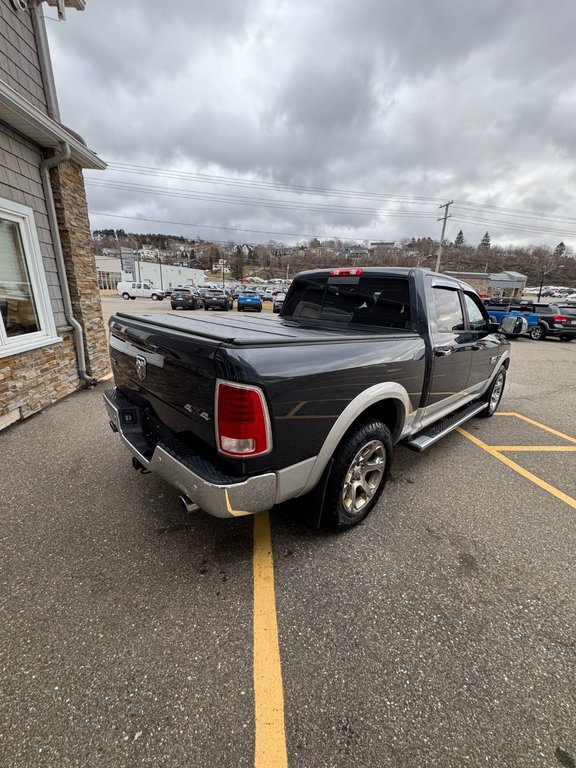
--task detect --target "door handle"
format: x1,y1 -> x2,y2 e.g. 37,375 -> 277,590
435,348 -> 453,357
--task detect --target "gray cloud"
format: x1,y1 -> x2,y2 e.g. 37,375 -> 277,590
45,0 -> 576,248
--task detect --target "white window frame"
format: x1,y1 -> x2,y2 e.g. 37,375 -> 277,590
0,197 -> 61,359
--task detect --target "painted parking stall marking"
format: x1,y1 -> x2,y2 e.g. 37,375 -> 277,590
457,412 -> 576,511
253,511 -> 288,768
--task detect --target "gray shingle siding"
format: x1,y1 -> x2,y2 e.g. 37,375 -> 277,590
0,122 -> 66,328
0,0 -> 47,114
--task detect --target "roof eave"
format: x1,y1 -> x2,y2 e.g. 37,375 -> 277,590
0,80 -> 106,170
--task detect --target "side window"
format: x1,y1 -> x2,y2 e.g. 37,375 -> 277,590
431,288 -> 465,332
0,199 -> 59,357
463,293 -> 488,331
136,283 -> 142,289
143,284 -> 151,290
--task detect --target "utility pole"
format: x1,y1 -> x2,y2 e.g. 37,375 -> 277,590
435,201 -> 453,273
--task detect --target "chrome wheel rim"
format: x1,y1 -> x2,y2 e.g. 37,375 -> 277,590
341,440 -> 386,515
490,372 -> 505,412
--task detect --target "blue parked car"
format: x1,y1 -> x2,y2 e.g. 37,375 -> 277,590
237,291 -> 263,312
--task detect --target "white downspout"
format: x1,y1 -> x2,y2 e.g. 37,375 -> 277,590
28,0 -> 61,122
40,142 -> 96,386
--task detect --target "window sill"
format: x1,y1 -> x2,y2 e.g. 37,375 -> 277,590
0,335 -> 63,360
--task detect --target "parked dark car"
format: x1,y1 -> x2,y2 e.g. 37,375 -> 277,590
272,292 -> 286,313
170,288 -> 198,311
195,287 -> 212,307
203,290 -> 231,311
523,304 -> 576,341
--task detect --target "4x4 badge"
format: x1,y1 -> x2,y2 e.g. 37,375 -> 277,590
135,355 -> 147,381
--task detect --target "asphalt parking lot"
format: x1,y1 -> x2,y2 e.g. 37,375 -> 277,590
1,314 -> 575,767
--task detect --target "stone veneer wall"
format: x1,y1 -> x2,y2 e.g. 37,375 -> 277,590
49,159 -> 110,380
0,330 -> 78,426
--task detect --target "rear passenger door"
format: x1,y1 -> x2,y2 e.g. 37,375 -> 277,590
424,282 -> 473,417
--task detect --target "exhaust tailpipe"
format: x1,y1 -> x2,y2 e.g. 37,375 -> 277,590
179,494 -> 200,514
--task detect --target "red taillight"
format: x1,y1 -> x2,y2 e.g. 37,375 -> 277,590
553,315 -> 567,323
216,382 -> 271,456
330,268 -> 363,276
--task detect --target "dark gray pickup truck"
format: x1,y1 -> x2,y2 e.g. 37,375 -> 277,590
104,267 -> 510,530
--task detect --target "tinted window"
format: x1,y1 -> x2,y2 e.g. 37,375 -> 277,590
431,288 -> 465,332
463,293 -> 488,330
283,275 -> 412,328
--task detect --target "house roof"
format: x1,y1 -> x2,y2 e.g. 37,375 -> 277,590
0,80 -> 105,170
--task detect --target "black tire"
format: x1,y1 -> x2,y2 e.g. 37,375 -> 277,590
122,292 -> 130,300
238,307 -> 242,312
171,304 -> 177,310
560,335 -> 573,342
151,294 -> 159,301
478,367 -> 506,418
321,418 -> 392,531
257,308 -> 262,313
130,296 -> 136,300
529,324 -> 546,340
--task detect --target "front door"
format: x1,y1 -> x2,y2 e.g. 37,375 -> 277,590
461,291 -> 502,391
424,284 -> 474,418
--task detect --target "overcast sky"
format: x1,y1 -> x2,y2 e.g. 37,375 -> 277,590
45,0 -> 576,249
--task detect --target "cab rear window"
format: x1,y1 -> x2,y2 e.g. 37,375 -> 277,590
283,275 -> 412,328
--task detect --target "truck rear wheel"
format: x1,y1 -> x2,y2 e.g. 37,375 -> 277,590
321,418 -> 392,531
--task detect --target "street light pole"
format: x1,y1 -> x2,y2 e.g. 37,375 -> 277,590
156,255 -> 163,290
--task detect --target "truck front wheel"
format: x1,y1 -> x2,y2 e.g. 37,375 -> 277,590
321,418 -> 392,531
478,368 -> 506,417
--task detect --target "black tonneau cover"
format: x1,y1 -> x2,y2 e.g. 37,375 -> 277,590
113,312 -> 417,347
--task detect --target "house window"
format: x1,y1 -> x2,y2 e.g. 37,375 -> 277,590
0,198 -> 59,359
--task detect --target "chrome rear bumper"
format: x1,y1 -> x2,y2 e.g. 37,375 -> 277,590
103,388 -> 277,518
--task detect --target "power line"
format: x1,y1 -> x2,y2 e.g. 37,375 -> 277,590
102,161 -> 576,226
103,161 -> 445,206
85,179 -> 439,219
88,210 -> 399,242
451,214 -> 576,238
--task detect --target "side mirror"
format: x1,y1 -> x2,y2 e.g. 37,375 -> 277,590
489,321 -> 500,333
499,316 -> 528,336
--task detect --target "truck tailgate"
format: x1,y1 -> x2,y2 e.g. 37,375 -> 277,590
109,314 -> 222,451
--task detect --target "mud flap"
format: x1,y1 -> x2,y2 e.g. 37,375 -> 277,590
292,459 -> 334,530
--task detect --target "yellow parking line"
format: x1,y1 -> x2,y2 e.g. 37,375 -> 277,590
494,412 -> 576,444
491,446 -> 576,452
253,512 -> 288,768
457,427 -> 576,510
